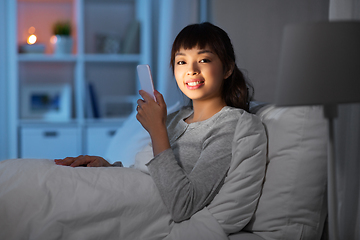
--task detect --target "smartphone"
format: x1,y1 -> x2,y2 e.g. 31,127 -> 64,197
137,64 -> 156,101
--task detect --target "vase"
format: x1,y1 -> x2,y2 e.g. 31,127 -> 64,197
53,35 -> 73,55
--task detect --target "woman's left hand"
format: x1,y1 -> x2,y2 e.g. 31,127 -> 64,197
136,90 -> 167,136
54,155 -> 112,167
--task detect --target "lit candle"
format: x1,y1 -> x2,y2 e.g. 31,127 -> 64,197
27,34 -> 37,45
19,26 -> 45,54
27,27 -> 37,44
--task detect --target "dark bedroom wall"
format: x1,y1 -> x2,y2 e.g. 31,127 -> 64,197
210,0 -> 329,103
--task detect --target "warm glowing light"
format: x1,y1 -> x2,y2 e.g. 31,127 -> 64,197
27,34 -> 37,45
28,26 -> 36,34
50,35 -> 58,44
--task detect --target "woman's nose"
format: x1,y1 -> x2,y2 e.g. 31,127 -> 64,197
187,63 -> 200,76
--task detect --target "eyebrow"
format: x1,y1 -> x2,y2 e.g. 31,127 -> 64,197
198,49 -> 214,55
175,49 -> 214,57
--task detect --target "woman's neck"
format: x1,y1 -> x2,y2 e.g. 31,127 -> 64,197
186,98 -> 227,124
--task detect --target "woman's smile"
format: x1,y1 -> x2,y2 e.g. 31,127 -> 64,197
186,79 -> 205,89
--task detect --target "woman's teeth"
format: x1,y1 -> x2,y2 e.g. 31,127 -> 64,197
187,81 -> 203,86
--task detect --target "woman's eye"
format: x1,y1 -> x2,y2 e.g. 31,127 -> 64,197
177,61 -> 186,65
200,59 -> 210,63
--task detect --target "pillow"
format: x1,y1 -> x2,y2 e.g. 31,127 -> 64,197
105,109 -> 150,167
106,102 -> 182,167
134,143 -> 153,174
244,105 -> 328,240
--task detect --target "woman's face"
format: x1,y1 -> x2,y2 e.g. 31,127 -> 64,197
174,46 -> 228,103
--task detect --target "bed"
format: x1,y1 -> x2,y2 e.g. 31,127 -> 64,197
0,103 -> 328,240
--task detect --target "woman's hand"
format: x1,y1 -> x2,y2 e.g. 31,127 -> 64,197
136,90 -> 171,156
54,155 -> 112,167
136,90 -> 167,135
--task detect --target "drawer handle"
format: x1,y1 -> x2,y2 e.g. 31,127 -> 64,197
44,131 -> 58,137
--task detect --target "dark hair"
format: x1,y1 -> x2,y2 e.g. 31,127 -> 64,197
170,22 -> 253,112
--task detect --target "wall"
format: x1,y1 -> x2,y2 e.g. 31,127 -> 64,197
210,0 -> 329,102
0,0 -> 9,161
329,0 -> 360,239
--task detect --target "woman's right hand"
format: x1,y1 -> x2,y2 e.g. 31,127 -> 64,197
136,90 -> 171,156
136,90 -> 167,135
54,155 -> 112,167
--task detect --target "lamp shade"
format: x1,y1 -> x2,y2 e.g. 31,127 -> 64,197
275,21 -> 360,106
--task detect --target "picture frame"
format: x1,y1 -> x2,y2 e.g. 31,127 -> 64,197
21,84 -> 72,121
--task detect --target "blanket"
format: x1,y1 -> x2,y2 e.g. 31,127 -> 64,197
0,159 -> 172,240
0,110 -> 267,240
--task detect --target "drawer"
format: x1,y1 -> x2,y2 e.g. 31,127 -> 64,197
21,127 -> 81,159
85,127 -> 118,157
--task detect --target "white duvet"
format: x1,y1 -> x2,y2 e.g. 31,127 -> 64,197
0,159 -> 172,240
0,110 -> 267,240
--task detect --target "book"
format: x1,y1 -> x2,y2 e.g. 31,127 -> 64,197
86,82 -> 100,118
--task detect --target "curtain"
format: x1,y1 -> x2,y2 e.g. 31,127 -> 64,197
329,0 -> 360,239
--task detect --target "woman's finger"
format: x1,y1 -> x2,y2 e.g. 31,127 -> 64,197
87,156 -> 110,167
136,99 -> 144,108
86,157 -> 101,167
154,90 -> 166,109
70,155 -> 89,167
87,160 -> 102,167
55,157 -> 75,166
139,90 -> 155,103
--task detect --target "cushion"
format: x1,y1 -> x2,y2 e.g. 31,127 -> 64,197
105,102 -> 182,167
105,110 -> 149,167
244,105 -> 328,240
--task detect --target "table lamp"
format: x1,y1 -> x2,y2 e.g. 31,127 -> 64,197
275,21 -> 360,240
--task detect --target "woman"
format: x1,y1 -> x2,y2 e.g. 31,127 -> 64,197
55,22 -> 255,222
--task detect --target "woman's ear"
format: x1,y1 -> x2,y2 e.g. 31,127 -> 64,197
224,63 -> 235,79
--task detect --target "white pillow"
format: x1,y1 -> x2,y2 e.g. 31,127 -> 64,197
244,105 -> 328,240
105,109 -> 150,167
134,143 -> 153,174
105,102 -> 182,167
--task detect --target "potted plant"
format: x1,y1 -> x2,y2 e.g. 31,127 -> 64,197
51,21 -> 73,54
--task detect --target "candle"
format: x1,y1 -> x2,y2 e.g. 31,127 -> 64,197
19,27 -> 45,54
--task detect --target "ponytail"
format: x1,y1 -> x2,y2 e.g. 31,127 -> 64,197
223,64 -> 253,112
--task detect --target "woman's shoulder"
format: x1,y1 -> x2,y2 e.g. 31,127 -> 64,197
220,106 -> 264,131
226,106 -> 265,135
213,106 -> 243,123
